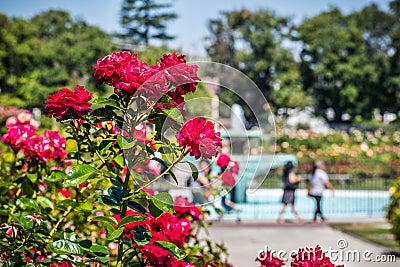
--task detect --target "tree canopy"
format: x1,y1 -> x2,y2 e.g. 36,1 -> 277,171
206,1 -> 400,124
0,10 -> 115,110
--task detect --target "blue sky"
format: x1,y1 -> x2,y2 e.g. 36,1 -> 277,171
0,0 -> 391,56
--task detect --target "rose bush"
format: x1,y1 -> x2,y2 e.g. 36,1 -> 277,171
0,51 -> 233,266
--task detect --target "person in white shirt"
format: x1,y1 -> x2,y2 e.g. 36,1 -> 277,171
308,160 -> 334,224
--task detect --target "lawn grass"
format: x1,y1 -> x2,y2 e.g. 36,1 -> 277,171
330,222 -> 399,250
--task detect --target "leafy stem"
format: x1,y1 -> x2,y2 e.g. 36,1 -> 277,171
49,206 -> 72,237
117,166 -> 131,264
134,151 -> 188,193
14,221 -> 36,253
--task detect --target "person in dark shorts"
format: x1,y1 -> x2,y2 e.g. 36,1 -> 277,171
277,161 -> 302,224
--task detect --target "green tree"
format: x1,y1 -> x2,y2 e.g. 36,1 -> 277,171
349,3 -> 398,121
120,0 -> 177,47
297,8 -> 377,123
0,10 -> 114,111
206,10 -> 311,123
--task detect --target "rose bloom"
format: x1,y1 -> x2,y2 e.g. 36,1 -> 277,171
1,124 -> 37,153
45,85 -> 93,121
39,130 -> 67,162
256,250 -> 284,267
291,246 -> 344,267
158,52 -> 200,99
229,160 -> 240,174
174,196 -> 201,221
92,50 -> 163,97
57,188 -> 72,198
216,154 -> 231,169
221,171 -> 236,187
176,117 -> 222,159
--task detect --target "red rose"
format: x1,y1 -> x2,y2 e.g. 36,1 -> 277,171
141,245 -> 171,266
216,154 -> 231,169
229,160 -> 240,174
174,196 -> 201,221
58,260 -> 73,267
174,196 -> 191,218
45,85 -> 92,121
158,52 -> 199,97
57,188 -> 71,198
256,250 -> 284,267
291,246 -> 344,267
176,117 -> 222,159
221,171 -> 236,187
92,50 -> 164,97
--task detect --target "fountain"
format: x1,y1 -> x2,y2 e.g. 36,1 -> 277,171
220,104 -> 297,203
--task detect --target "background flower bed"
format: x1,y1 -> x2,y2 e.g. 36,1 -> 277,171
274,127 -> 400,181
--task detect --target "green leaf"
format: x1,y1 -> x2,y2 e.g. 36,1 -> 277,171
45,170 -> 66,182
89,244 -> 110,255
91,108 -> 117,120
78,240 -> 92,249
92,98 -> 122,110
90,216 -> 118,226
117,135 -> 136,149
64,164 -> 99,186
50,239 -> 82,255
104,223 -> 116,235
151,192 -> 174,213
16,197 -> 39,211
186,161 -> 199,180
99,139 -> 115,154
56,199 -> 77,211
155,241 -> 186,259
77,201 -> 93,212
163,108 -> 184,123
118,215 -> 146,227
106,227 -> 123,240
148,201 -> 163,218
86,256 -> 109,264
26,172 -> 38,183
114,155 -> 125,167
37,196 -> 54,210
133,225 -> 152,246
128,201 -> 147,215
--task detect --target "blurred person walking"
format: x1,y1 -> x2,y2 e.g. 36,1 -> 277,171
277,161 -> 302,224
308,160 -> 334,224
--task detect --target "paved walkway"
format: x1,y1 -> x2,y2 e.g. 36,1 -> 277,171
205,218 -> 399,267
